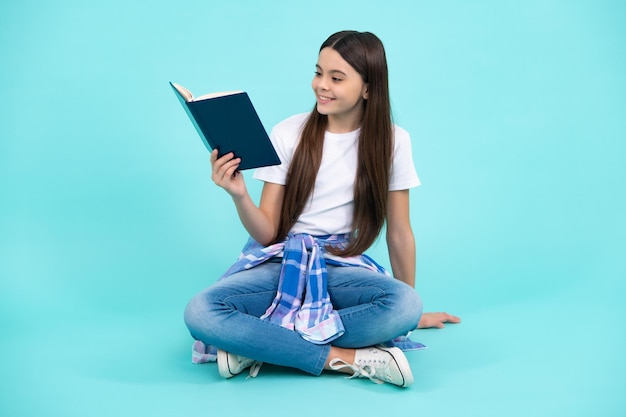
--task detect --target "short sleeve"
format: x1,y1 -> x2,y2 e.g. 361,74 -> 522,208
389,126 -> 421,191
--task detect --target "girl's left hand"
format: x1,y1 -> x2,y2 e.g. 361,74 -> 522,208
417,312 -> 461,329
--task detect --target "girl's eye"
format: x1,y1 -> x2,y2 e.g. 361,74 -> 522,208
332,77 -> 342,82
314,71 -> 322,76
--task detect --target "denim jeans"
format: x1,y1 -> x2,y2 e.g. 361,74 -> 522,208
184,262 -> 422,375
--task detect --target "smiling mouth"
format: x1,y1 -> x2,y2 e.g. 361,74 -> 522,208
318,95 -> 334,103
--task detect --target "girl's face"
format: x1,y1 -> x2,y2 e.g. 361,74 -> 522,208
312,47 -> 368,132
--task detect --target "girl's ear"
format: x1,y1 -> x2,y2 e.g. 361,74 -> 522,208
362,84 -> 369,100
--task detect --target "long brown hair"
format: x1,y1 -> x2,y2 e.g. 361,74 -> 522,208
275,31 -> 393,257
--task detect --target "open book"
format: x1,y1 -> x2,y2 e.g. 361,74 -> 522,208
170,82 -> 281,171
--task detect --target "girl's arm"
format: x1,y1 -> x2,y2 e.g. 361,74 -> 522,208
211,150 -> 284,245
233,181 -> 284,245
386,189 -> 462,328
386,189 -> 416,287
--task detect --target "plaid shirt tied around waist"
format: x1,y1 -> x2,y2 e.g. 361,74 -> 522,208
222,233 -> 390,344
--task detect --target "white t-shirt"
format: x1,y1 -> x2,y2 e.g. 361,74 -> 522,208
253,113 -> 421,236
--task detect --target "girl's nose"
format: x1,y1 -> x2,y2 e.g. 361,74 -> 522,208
317,76 -> 329,91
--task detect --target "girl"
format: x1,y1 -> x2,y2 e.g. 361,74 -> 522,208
184,30 -> 459,387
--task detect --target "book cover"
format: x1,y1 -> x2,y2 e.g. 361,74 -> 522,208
170,82 -> 281,171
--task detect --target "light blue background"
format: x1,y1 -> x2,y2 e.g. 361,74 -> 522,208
1,1 -> 624,416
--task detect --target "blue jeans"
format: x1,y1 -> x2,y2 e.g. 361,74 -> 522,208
184,262 -> 422,375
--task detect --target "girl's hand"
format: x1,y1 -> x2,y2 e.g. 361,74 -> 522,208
210,149 -> 245,198
417,312 -> 461,329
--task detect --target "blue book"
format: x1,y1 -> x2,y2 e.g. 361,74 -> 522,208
170,82 -> 281,171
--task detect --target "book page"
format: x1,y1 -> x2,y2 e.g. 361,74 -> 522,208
170,82 -> 243,102
170,82 -> 193,102
194,90 -> 243,101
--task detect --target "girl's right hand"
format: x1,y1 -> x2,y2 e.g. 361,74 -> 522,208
210,149 -> 246,198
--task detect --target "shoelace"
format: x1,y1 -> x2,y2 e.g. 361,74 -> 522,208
328,358 -> 385,384
247,361 -> 263,379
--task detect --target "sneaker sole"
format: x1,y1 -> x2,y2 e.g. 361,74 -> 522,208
377,346 -> 414,387
217,349 -> 236,378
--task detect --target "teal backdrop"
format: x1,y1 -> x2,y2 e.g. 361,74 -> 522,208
1,1 -> 624,416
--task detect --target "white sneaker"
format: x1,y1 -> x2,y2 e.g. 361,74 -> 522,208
329,346 -> 413,387
217,349 -> 262,378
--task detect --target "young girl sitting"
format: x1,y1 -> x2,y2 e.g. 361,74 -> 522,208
184,30 -> 460,387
